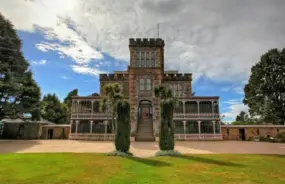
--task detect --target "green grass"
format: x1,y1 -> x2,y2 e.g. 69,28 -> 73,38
0,154 -> 285,184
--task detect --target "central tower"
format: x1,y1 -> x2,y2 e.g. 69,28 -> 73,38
128,38 -> 165,141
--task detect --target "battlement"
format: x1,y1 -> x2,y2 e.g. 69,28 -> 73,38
129,38 -> 165,47
163,73 -> 192,81
99,73 -> 129,81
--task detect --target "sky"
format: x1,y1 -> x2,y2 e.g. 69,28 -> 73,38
1,0 -> 285,122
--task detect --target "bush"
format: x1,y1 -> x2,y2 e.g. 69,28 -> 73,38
155,150 -> 182,157
106,150 -> 133,157
276,132 -> 285,143
115,100 -> 131,153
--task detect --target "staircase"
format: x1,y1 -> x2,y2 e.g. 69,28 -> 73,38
135,119 -> 155,142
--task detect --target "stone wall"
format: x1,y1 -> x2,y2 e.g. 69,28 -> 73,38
1,123 -> 41,139
222,127 -> 285,140
40,127 -> 70,139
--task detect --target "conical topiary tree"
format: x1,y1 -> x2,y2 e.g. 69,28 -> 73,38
115,100 -> 131,153
155,85 -> 181,156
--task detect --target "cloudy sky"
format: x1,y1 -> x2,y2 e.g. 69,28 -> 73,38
1,0 -> 285,122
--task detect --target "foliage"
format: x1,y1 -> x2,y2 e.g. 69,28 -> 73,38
276,132 -> 285,143
100,83 -> 123,133
243,48 -> 285,124
0,13 -> 41,120
115,100 -> 131,153
235,111 -> 249,122
155,150 -> 182,157
106,150 -> 133,157
63,89 -> 78,122
155,85 -> 177,151
41,94 -> 68,124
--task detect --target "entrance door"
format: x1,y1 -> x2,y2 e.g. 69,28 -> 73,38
138,100 -> 152,121
239,128 -> 245,140
47,129 -> 53,139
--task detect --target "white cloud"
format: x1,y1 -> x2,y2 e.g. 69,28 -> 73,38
60,76 -> 71,80
71,65 -> 106,76
1,0 -> 285,84
222,99 -> 249,121
32,59 -> 47,65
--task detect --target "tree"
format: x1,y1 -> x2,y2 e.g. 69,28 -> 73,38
41,94 -> 68,124
63,89 -> 78,122
0,13 -> 41,120
100,83 -> 123,133
115,100 -> 131,153
235,111 -> 249,122
155,85 -> 177,151
243,48 -> 285,124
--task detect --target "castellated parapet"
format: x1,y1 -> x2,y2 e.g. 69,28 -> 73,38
99,73 -> 129,81
163,73 -> 192,81
129,38 -> 165,47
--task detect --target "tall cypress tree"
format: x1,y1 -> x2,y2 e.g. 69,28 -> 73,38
0,13 -> 41,120
115,100 -> 130,153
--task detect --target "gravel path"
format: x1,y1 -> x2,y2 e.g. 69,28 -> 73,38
0,140 -> 284,157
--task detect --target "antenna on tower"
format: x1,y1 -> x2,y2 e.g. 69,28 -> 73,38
157,24 -> 159,38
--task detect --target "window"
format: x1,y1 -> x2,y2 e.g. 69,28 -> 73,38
139,79 -> 145,90
141,52 -> 145,67
146,79 -> 151,90
136,52 -> 140,66
146,52 -> 150,67
139,78 -> 152,91
151,52 -> 155,67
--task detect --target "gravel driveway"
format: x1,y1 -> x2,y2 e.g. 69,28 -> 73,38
0,140 -> 284,157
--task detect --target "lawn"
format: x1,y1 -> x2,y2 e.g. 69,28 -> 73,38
0,154 -> 285,184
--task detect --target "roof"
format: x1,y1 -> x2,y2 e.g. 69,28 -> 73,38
41,124 -> 70,127
0,118 -> 23,123
0,118 -> 54,124
221,124 -> 285,128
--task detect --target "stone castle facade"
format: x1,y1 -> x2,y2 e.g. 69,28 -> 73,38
70,38 -> 222,141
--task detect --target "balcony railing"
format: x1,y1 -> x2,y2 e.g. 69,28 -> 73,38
71,112 -> 219,120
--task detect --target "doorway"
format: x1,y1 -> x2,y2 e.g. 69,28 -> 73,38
239,128 -> 246,140
47,129 -> 54,139
138,100 -> 152,121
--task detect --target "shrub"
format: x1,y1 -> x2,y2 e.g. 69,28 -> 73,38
155,150 -> 182,157
106,150 -> 133,157
276,132 -> 285,143
115,100 -> 131,153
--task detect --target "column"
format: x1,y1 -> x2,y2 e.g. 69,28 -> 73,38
104,120 -> 108,141
198,120 -> 201,139
183,120 -> 186,140
212,120 -> 216,135
211,100 -> 214,118
77,100 -> 80,119
69,120 -> 73,135
183,101 -> 186,119
75,120 -> 79,135
91,101 -> 94,118
90,120 -> 93,134
197,100 -> 200,118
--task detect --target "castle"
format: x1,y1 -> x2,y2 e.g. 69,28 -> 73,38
70,38 -> 222,141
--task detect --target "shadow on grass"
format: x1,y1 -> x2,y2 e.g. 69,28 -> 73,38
179,155 -> 243,167
263,154 -> 285,159
126,157 -> 172,167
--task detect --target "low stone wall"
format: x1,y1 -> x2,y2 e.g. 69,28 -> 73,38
69,133 -> 115,141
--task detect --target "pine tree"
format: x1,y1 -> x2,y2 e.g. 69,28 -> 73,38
0,13 -> 41,120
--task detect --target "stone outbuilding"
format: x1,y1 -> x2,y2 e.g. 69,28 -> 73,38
221,124 -> 285,140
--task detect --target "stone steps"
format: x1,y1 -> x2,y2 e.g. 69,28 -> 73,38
135,119 -> 155,142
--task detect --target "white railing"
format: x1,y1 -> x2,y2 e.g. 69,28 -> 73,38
69,133 -> 114,141
71,112 -> 219,120
71,112 -> 112,120
174,134 -> 223,140
173,113 -> 220,119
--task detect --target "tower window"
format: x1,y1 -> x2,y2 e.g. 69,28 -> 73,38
141,52 -> 145,67
139,78 -> 152,91
146,52 -> 150,67
136,52 -> 140,67
151,52 -> 155,67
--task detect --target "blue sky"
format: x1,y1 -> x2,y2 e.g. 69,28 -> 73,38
2,0 -> 285,122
